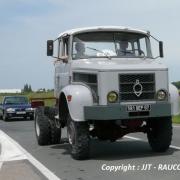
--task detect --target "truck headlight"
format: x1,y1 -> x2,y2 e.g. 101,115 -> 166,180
6,108 -> 15,113
157,90 -> 167,101
107,91 -> 118,103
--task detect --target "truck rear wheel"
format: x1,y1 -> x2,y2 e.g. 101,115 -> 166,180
50,121 -> 61,144
35,107 -> 51,145
147,117 -> 172,152
67,115 -> 90,160
44,107 -> 61,144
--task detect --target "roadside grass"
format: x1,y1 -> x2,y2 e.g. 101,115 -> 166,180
173,114 -> 180,124
27,91 -> 55,107
173,97 -> 180,124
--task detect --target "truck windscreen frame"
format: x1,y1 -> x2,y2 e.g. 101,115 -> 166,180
72,31 -> 152,60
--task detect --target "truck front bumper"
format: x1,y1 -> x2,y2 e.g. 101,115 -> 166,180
84,102 -> 171,120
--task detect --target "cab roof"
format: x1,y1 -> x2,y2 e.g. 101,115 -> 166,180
58,26 -> 149,38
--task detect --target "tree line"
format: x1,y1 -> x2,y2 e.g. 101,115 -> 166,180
22,84 -> 54,93
22,84 -> 32,92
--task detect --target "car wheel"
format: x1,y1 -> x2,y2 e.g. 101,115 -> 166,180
30,115 -> 34,120
3,113 -> 8,121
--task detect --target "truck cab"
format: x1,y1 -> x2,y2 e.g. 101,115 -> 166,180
35,26 -> 180,160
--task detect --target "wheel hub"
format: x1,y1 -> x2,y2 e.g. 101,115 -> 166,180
35,117 -> 40,137
67,123 -> 75,145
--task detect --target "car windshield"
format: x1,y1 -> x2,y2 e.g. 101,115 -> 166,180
72,32 -> 152,60
4,97 -> 28,105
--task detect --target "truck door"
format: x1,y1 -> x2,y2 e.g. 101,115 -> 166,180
54,36 -> 70,96
62,36 -> 70,88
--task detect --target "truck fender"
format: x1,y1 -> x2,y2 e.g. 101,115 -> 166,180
60,85 -> 93,122
169,83 -> 180,116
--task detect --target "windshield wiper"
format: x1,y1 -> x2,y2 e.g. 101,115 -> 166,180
118,49 -> 147,60
133,49 -> 147,60
86,47 -> 111,60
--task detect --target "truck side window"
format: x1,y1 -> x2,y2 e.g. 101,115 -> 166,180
52,39 -> 61,58
139,38 -> 147,56
62,37 -> 69,56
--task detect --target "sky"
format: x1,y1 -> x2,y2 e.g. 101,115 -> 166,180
0,0 -> 180,90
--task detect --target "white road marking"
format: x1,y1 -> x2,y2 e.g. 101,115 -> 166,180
124,135 -> 142,141
0,130 -> 61,180
124,135 -> 180,150
0,131 -> 27,162
170,145 -> 180,150
173,125 -> 180,128
0,162 -> 3,170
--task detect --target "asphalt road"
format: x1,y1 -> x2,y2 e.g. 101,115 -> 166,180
1,119 -> 180,180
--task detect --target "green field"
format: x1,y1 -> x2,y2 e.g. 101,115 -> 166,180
0,92 -> 180,123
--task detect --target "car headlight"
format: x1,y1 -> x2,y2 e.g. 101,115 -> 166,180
25,108 -> 34,111
6,108 -> 15,113
107,91 -> 118,103
157,89 -> 167,101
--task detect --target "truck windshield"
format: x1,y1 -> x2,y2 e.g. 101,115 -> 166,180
4,97 -> 28,105
72,32 -> 152,60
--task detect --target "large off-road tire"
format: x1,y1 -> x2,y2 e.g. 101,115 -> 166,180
44,107 -> 61,144
67,115 -> 90,160
34,107 -> 51,145
50,121 -> 61,144
147,117 -> 172,152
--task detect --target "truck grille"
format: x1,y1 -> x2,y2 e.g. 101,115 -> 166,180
119,74 -> 155,101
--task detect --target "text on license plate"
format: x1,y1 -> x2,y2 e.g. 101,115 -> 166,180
127,105 -> 151,112
16,111 -> 26,114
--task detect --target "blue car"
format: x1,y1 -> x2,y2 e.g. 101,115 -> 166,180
0,96 -> 34,121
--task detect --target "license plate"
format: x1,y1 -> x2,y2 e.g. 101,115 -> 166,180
127,105 -> 151,112
16,111 -> 26,114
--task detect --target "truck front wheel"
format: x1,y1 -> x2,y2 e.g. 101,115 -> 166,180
147,117 -> 172,152
67,115 -> 90,160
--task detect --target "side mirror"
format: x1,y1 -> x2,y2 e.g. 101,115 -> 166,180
47,40 -> 54,56
159,41 -> 164,58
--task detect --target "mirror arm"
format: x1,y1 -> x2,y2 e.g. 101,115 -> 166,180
148,33 -> 160,42
148,33 -> 164,58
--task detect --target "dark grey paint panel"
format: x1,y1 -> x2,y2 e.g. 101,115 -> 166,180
84,103 -> 171,120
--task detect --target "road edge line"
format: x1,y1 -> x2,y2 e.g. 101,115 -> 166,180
0,130 -> 61,180
124,135 -> 180,150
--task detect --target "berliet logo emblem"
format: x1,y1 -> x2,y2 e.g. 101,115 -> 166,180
133,79 -> 143,97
